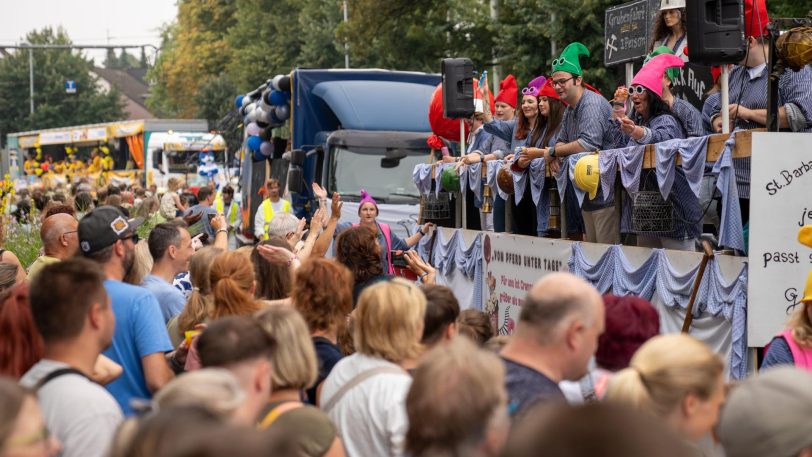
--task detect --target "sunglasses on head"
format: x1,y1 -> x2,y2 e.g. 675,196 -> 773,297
122,233 -> 140,244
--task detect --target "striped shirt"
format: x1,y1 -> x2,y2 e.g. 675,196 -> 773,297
616,114 -> 701,240
672,97 -> 708,137
709,64 -> 812,198
557,89 -> 615,211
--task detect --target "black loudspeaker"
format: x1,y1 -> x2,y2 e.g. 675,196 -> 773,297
685,0 -> 745,65
441,58 -> 474,118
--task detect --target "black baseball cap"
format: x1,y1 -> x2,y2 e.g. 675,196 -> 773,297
78,206 -> 144,255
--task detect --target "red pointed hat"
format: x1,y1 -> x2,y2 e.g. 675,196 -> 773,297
539,79 -> 567,106
744,0 -> 769,38
495,74 -> 518,108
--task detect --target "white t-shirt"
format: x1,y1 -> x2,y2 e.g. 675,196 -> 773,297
320,353 -> 412,457
20,359 -> 123,457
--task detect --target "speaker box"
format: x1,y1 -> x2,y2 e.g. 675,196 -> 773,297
685,0 -> 745,65
441,58 -> 474,118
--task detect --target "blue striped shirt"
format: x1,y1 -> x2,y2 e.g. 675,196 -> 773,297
556,89 -> 614,151
709,64 -> 812,198
672,97 -> 708,137
557,89 -> 615,211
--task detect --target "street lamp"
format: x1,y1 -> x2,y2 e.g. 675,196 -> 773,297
20,42 -> 34,115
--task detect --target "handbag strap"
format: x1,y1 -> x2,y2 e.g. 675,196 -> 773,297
259,401 -> 305,429
322,365 -> 406,414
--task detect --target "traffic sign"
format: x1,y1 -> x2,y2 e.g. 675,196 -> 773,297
65,80 -> 77,94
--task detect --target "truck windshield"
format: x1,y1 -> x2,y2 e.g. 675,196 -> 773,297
329,146 -> 427,203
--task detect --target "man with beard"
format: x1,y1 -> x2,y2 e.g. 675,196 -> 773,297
78,206 -> 174,415
21,259 -> 123,457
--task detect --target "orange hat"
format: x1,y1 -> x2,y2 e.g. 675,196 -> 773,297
744,0 -> 769,38
495,75 -> 518,108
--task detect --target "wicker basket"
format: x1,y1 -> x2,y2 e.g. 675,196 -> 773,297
632,191 -> 674,233
422,192 -> 452,220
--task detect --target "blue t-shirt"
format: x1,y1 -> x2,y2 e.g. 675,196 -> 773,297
141,274 -> 187,323
306,336 -> 343,405
103,279 -> 173,416
502,356 -> 565,417
335,222 -> 409,272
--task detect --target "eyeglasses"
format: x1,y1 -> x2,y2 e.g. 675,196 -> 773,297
62,230 -> 77,236
551,76 -> 575,87
629,85 -> 647,95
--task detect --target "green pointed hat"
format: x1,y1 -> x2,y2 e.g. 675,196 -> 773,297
551,42 -> 590,76
645,46 -> 680,83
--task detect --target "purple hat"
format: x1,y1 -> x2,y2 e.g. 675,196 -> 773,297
521,76 -> 548,97
358,189 -> 378,214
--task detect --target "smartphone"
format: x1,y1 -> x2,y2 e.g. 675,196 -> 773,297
391,251 -> 409,268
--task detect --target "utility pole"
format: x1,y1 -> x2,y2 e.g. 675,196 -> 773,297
343,1 -> 349,69
490,0 -> 501,92
27,45 -> 34,115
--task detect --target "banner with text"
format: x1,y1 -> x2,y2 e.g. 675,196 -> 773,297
748,132 -> 812,347
482,233 -> 571,335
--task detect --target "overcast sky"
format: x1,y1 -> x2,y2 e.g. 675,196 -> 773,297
0,0 -> 177,65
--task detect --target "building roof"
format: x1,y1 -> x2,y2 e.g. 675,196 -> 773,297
93,66 -> 154,120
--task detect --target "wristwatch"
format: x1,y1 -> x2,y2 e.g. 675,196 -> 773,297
549,146 -> 556,158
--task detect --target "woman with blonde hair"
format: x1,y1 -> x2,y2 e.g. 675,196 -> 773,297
604,334 -> 725,444
167,246 -> 222,347
762,285 -> 812,371
255,305 -> 345,457
320,278 -> 425,457
153,368 -> 254,424
123,240 -> 153,286
208,251 -> 262,320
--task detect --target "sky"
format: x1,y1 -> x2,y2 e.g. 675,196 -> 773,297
0,0 -> 178,65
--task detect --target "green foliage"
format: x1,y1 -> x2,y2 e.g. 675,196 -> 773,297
767,1 -> 811,20
4,209 -> 43,269
0,27 -> 125,137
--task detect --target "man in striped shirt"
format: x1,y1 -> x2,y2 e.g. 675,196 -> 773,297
547,42 -> 618,244
708,0 -> 812,222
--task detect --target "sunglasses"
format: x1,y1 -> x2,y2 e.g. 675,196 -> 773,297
122,233 -> 140,244
521,86 -> 540,96
629,85 -> 647,95
552,57 -> 575,68
551,76 -> 575,87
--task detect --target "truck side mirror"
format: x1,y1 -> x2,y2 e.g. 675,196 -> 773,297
287,167 -> 304,194
290,149 -> 305,167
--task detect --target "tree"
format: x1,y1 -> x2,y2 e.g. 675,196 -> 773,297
147,0 -> 237,118
0,27 -> 124,139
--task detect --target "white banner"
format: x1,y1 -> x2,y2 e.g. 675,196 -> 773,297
38,131 -> 72,145
481,233 -> 572,334
748,132 -> 812,347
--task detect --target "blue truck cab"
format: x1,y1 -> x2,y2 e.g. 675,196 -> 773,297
242,69 -> 441,240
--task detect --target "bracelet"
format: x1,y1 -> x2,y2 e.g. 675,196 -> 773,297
216,228 -> 227,235
549,146 -> 556,158
419,229 -> 426,236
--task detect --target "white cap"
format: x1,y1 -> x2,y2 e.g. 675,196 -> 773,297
660,0 -> 685,10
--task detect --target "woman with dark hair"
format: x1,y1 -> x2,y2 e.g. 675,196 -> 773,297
482,76 -> 548,236
251,237 -> 293,304
612,54 -> 697,250
335,226 -> 391,305
648,0 -> 688,61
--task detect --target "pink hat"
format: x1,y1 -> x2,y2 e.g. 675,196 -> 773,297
630,54 -> 684,98
358,189 -> 378,214
521,76 -> 547,98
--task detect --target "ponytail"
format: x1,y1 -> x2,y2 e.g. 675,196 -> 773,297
208,250 -> 260,320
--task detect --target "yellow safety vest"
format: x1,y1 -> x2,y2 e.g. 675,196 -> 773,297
260,198 -> 291,240
214,193 -> 240,225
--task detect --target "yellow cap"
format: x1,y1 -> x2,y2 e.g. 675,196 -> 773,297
799,225 -> 812,248
574,153 -> 600,200
802,270 -> 812,303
